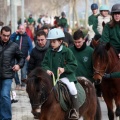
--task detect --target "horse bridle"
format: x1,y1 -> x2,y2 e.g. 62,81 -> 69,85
31,83 -> 54,107
93,64 -> 108,77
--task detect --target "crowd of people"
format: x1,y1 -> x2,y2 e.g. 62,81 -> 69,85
0,3 -> 120,120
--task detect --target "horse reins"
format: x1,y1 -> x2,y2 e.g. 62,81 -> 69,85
31,70 -> 60,107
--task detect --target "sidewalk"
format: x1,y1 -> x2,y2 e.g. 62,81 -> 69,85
11,81 -> 35,120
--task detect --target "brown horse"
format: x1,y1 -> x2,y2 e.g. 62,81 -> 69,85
24,67 -> 101,120
93,43 -> 120,120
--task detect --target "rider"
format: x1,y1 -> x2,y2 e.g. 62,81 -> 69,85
42,28 -> 82,119
100,4 -> 120,79
88,3 -> 99,36
97,5 -> 111,35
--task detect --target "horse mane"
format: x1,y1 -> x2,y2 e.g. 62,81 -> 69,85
27,67 -> 52,98
93,43 -> 108,62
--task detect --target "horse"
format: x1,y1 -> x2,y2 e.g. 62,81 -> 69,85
93,43 -> 120,120
24,67 -> 101,120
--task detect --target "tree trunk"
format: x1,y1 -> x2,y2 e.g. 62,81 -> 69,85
98,0 -> 102,7
85,0 -> 88,29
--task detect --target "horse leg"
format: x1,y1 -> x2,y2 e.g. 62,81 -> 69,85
103,95 -> 114,120
116,106 -> 120,116
114,96 -> 120,117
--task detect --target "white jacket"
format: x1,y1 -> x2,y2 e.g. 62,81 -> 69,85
97,15 -> 111,35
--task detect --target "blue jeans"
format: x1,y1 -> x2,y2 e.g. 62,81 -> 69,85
14,60 -> 28,86
0,79 -> 12,120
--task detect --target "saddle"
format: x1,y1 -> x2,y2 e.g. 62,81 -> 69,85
54,81 -> 86,112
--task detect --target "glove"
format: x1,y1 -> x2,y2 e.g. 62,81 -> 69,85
103,73 -> 111,78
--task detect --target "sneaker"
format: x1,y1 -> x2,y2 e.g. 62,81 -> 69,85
21,86 -> 26,91
15,85 -> 21,90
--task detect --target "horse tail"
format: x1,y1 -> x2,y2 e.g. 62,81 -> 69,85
94,98 -> 102,120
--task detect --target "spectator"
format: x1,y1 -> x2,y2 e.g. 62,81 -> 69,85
41,25 -> 49,35
70,29 -> 94,83
57,24 -> 73,47
28,30 -> 50,74
0,26 -> 24,120
10,25 -> 33,90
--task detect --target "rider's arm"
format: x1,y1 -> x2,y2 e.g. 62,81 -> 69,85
103,72 -> 120,78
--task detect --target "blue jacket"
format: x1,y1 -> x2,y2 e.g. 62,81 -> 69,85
10,32 -> 33,58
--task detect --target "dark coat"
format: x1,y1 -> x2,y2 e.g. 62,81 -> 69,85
0,40 -> 24,79
28,40 -> 50,74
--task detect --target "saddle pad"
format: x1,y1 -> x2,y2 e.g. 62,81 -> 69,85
55,82 -> 86,111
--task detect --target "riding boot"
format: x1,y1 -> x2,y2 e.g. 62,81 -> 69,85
69,95 -> 79,119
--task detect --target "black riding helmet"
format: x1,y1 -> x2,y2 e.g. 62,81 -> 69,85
111,3 -> 120,13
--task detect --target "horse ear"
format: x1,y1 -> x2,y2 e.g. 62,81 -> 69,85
105,42 -> 111,51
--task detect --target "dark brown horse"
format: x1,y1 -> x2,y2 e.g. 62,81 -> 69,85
93,43 -> 120,120
24,67 -> 101,120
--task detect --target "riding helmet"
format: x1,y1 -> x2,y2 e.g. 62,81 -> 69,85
47,28 -> 65,40
99,5 -> 109,11
91,3 -> 98,10
111,3 -> 120,13
61,12 -> 66,16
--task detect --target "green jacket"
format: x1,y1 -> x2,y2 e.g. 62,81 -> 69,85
27,18 -> 35,24
42,45 -> 78,82
111,72 -> 120,78
100,23 -> 120,52
88,14 -> 99,35
59,17 -> 68,27
70,46 -> 94,83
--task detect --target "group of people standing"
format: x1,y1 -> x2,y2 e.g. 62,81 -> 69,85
0,3 -> 120,120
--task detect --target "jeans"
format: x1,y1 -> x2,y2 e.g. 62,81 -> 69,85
14,60 -> 28,87
0,79 -> 12,120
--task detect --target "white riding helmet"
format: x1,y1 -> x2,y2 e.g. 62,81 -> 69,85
47,28 -> 65,40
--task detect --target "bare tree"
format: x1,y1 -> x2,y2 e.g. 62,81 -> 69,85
85,0 -> 89,29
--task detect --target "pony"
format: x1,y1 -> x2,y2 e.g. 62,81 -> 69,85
24,67 -> 101,120
93,43 -> 120,120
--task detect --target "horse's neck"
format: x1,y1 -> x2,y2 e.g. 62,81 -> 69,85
107,48 -> 119,71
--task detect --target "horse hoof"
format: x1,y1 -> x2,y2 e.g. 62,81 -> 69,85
115,107 -> 120,116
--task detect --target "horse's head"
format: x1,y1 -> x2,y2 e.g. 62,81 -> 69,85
93,43 -> 110,84
24,67 -> 53,117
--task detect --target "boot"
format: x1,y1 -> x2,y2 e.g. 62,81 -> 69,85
69,95 -> 79,119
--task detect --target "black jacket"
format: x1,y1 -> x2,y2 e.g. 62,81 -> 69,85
64,31 -> 73,47
28,40 -> 50,74
0,40 -> 24,79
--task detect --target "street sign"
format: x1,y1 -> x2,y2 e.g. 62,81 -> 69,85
7,0 -> 21,6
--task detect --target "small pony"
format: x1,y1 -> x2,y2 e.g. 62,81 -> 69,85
24,67 -> 101,120
93,43 -> 120,120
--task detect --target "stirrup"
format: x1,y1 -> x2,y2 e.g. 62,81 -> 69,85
68,109 -> 79,119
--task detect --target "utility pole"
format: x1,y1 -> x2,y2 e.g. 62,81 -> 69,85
10,0 -> 15,33
21,0 -> 24,25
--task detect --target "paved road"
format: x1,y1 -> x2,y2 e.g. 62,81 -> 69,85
11,82 -> 110,120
